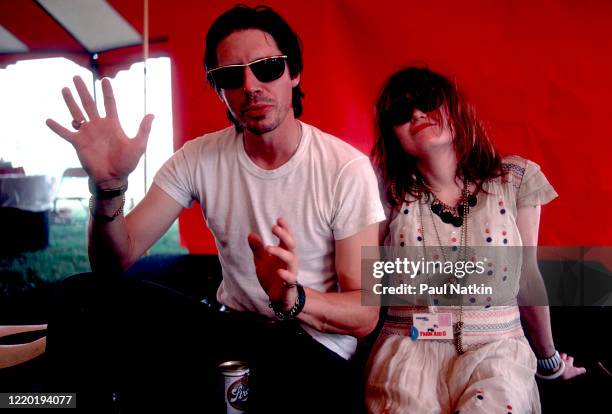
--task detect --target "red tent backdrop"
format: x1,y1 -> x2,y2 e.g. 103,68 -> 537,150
2,0 -> 611,252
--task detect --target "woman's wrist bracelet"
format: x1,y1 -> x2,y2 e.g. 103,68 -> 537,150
536,358 -> 566,380
537,350 -> 561,372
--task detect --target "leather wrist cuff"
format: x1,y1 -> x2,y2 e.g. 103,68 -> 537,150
88,178 -> 128,200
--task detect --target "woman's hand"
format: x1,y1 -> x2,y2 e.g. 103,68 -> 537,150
46,76 -> 154,187
559,352 -> 587,380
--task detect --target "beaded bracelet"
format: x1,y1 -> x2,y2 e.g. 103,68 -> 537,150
269,284 -> 306,320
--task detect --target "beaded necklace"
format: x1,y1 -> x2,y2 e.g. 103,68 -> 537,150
418,180 -> 474,354
430,186 -> 477,228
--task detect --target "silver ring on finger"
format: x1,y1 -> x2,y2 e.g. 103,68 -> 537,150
72,119 -> 86,130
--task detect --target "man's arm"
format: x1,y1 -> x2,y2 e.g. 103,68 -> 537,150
46,76 -> 183,272
89,184 -> 184,272
249,219 -> 380,339
298,222 -> 380,338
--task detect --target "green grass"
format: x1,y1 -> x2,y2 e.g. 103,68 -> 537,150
0,208 -> 186,295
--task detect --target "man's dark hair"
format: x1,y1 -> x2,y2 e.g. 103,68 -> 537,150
204,5 -> 304,118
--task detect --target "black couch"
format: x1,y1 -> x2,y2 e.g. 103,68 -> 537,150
1,254 -> 610,412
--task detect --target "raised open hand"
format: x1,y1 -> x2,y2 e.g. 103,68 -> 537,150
46,76 -> 154,186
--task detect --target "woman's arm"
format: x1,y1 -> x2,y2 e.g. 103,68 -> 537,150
516,204 -> 586,380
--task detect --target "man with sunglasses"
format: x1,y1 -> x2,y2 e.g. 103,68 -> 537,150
46,5 -> 384,412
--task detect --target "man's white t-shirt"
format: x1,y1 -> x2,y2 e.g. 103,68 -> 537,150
154,121 -> 385,359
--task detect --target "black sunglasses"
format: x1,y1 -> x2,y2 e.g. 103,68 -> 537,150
207,55 -> 288,90
385,86 -> 445,126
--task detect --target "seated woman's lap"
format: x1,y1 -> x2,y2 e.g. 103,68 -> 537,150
366,336 -> 539,414
451,338 -> 540,414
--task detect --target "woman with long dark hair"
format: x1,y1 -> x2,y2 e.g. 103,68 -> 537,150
365,67 -> 585,413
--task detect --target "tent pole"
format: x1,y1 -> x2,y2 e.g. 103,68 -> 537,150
143,0 -> 149,199
143,0 -> 150,256
90,53 -> 99,105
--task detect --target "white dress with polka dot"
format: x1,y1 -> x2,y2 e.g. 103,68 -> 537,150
365,156 -> 558,414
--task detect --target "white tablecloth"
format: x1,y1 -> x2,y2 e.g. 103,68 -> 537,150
0,174 -> 55,212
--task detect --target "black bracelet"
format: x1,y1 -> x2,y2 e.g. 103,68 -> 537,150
269,283 -> 306,320
88,178 -> 128,200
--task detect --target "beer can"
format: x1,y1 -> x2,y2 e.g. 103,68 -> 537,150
218,360 -> 249,414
